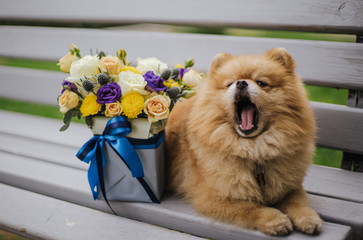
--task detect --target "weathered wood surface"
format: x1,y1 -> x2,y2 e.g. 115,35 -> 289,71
304,165 -> 363,204
1,27 -> 363,90
0,0 -> 362,34
0,184 -> 205,240
311,101 -> 363,155
0,110 -> 362,240
308,194 -> 363,240
0,66 -> 67,105
0,155 -> 354,240
8,62 -> 363,106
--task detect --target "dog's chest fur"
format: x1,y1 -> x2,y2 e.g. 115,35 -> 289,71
187,143 -> 303,205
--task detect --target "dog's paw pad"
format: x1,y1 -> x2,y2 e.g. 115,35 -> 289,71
258,212 -> 293,236
293,214 -> 322,235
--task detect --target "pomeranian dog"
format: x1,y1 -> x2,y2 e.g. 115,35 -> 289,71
165,48 -> 322,236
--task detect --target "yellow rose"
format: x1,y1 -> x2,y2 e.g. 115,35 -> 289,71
99,56 -> 124,75
57,53 -> 79,73
58,90 -> 79,114
105,102 -> 123,117
144,94 -> 171,123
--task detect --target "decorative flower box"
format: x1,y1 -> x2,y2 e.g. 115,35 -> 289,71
82,117 -> 164,203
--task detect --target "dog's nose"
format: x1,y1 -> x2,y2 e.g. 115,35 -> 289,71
236,80 -> 248,90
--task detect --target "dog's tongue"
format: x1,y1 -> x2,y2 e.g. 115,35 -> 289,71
240,106 -> 255,130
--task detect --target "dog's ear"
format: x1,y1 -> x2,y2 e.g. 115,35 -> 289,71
210,53 -> 233,72
265,48 -> 296,73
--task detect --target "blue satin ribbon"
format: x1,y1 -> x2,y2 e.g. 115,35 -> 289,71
76,116 -> 145,200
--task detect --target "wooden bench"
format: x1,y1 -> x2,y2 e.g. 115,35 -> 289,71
1,0 -> 363,239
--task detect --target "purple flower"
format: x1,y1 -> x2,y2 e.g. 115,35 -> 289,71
143,71 -> 167,92
96,82 -> 121,104
61,80 -> 77,94
178,68 -> 189,80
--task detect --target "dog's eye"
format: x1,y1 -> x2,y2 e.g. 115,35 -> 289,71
256,80 -> 268,87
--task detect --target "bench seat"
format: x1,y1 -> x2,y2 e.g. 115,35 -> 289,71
0,183 -> 206,240
1,110 -> 362,240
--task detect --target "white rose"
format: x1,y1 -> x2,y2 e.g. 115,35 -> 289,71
182,69 -> 201,88
118,71 -> 149,96
68,55 -> 100,82
136,57 -> 168,75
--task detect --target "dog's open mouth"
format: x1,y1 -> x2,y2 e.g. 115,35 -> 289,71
235,96 -> 259,135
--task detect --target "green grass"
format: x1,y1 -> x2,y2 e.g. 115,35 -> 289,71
178,27 -> 356,43
0,97 -> 63,120
305,85 -> 348,105
0,57 -> 59,72
0,230 -> 28,240
224,28 -> 356,42
314,147 -> 342,168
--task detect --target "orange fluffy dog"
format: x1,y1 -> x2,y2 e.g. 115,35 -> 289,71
165,48 -> 322,236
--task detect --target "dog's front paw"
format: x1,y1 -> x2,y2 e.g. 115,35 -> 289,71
292,210 -> 322,235
257,208 -> 293,236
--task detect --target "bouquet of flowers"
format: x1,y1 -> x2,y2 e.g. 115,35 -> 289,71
57,44 -> 202,134
57,44 -> 203,205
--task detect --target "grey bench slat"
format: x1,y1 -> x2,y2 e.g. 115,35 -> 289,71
0,111 -> 362,239
0,132 -> 87,171
0,0 -> 362,34
0,66 -> 67,105
304,165 -> 363,204
1,27 -> 363,89
0,110 -> 90,148
312,101 -> 363,155
308,194 -> 363,240
0,152 -> 353,240
0,184 -> 204,240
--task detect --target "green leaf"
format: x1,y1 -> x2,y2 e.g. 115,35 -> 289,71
85,116 -> 93,129
184,58 -> 194,68
59,123 -> 70,131
63,108 -> 74,124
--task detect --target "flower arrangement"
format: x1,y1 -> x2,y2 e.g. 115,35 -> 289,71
57,44 -> 203,134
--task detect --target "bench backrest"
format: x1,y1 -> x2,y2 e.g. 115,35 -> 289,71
0,0 -> 362,157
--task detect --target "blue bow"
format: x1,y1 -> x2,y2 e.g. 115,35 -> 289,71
76,116 -> 145,200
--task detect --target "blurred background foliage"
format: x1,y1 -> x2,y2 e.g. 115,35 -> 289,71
0,229 -> 27,240
0,25 -> 355,168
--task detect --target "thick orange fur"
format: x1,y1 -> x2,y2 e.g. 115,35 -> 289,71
165,48 -> 322,235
